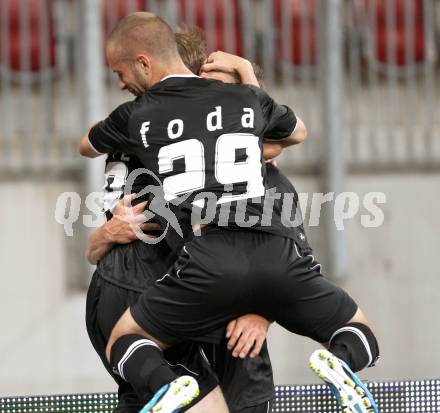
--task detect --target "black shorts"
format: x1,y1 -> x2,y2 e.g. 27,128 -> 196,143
131,226 -> 358,345
86,272 -> 218,412
236,400 -> 272,413
201,341 -> 274,412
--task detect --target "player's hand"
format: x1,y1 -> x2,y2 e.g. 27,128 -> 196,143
201,51 -> 251,75
226,314 -> 271,359
105,194 -> 160,244
263,142 -> 283,161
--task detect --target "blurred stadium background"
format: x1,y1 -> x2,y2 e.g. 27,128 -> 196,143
0,0 -> 439,399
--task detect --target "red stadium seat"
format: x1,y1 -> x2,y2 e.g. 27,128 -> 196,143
0,0 -> 56,71
370,0 -> 426,65
274,0 -> 317,65
102,0 -> 146,38
178,0 -> 243,55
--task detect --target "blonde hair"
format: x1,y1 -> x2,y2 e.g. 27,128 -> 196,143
175,25 -> 207,74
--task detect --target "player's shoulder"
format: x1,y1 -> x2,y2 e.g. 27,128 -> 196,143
205,78 -> 259,94
204,80 -> 268,110
214,81 -> 272,108
109,98 -> 140,124
129,88 -> 166,115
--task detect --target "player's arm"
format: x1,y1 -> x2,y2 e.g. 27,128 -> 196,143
201,52 -> 294,160
261,119 -> 306,161
263,142 -> 283,160
85,194 -> 160,264
201,51 -> 260,87
264,114 -> 307,149
86,223 -> 117,265
79,101 -> 135,159
278,116 -> 307,147
226,314 -> 271,359
252,86 -> 308,149
79,128 -> 101,158
262,124 -> 306,160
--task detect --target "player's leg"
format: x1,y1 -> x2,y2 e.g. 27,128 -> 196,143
269,240 -> 379,412
163,341 -> 228,412
85,271 -> 110,373
114,381 -> 143,413
233,401 -> 272,413
114,383 -> 229,413
91,273 -> 223,412
113,339 -> 228,413
323,307 -> 379,372
85,272 -> 145,412
86,272 -> 151,412
308,307 -> 379,413
201,339 -> 274,412
106,228 -> 257,411
110,328 -> 222,412
186,386 -> 228,413
107,310 -> 217,412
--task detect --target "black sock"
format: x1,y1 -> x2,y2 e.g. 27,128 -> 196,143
329,322 -> 380,372
110,334 -> 177,404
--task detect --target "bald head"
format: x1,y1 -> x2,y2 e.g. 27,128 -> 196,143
106,12 -> 192,94
107,12 -> 180,63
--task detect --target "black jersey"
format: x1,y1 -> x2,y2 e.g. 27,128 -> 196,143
102,149 -> 193,256
98,156 -> 311,291
89,76 -> 305,244
98,147 -> 173,290
95,151 -> 275,411
265,163 -> 311,254
103,152 -> 146,217
98,160 -> 311,293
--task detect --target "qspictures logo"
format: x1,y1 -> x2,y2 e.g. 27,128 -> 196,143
54,168 -> 387,242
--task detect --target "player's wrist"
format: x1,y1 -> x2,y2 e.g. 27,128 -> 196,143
102,220 -> 118,244
235,58 -> 252,75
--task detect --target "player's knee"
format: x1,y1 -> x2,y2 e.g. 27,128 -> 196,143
105,308 -> 138,361
329,321 -> 380,372
106,308 -> 167,362
347,307 -> 372,328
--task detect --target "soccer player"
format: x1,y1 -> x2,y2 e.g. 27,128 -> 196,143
87,195 -> 227,413
80,13 -> 379,413
85,30 -> 275,413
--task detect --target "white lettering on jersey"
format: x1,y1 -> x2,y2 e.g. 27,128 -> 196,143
167,119 -> 184,139
241,108 -> 254,128
103,161 -> 129,212
157,134 -> 264,205
215,133 -> 264,204
207,106 -> 223,132
158,139 -> 205,201
140,122 -> 150,148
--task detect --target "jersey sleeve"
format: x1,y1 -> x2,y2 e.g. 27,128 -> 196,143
250,86 -> 297,141
88,101 -> 135,154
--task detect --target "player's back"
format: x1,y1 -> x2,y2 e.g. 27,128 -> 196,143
129,77 -> 270,200
126,76 -> 298,239
89,76 -> 299,240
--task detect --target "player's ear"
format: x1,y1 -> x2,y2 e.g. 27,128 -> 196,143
137,54 -> 151,75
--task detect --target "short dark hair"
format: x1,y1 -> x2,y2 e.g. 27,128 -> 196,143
107,12 -> 179,62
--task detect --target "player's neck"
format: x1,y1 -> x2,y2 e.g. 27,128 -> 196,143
152,61 -> 194,85
162,66 -> 194,79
